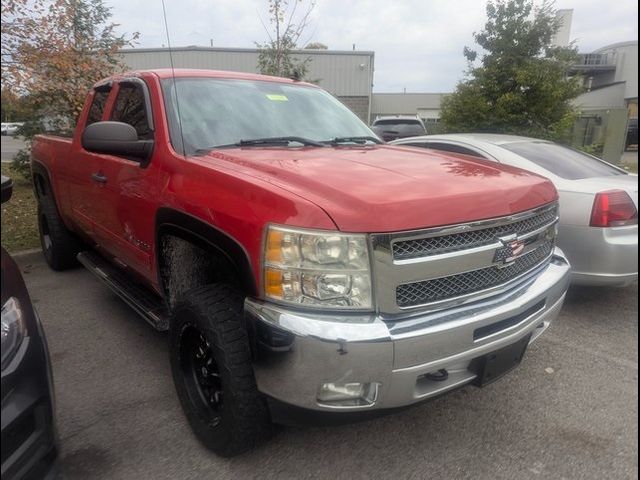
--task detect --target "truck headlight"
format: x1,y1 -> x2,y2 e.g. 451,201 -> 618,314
1,297 -> 26,371
263,225 -> 372,309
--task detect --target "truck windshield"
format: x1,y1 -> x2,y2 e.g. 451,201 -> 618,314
162,78 -> 376,155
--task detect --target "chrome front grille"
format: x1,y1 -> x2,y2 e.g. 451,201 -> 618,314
370,202 -> 559,315
392,205 -> 558,260
395,240 -> 554,307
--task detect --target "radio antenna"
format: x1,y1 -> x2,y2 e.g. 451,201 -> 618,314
161,0 -> 186,157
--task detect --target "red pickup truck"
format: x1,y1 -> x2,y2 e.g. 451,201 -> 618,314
31,69 -> 570,456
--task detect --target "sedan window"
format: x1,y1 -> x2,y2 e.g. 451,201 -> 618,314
502,142 -> 626,180
406,142 -> 488,159
374,119 -> 422,126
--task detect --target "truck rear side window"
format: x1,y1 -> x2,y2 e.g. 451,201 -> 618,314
87,90 -> 110,125
111,84 -> 152,139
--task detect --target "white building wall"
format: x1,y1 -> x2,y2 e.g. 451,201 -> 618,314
417,109 -> 441,119
371,93 -> 448,120
594,41 -> 638,100
573,83 -> 627,109
552,9 -> 573,47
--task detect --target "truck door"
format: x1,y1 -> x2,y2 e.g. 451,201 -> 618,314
90,78 -> 159,278
66,85 -> 112,238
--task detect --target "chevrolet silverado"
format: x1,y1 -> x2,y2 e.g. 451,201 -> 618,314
31,69 -> 570,456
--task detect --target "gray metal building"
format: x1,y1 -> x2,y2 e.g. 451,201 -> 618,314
119,47 -> 375,121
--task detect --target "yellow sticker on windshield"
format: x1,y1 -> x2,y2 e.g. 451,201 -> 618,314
266,94 -> 288,101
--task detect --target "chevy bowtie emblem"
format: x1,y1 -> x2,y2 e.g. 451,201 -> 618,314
494,236 -> 526,267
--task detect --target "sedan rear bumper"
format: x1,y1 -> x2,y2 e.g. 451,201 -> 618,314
558,224 -> 638,286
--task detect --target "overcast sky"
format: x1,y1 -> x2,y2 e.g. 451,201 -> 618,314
107,0 -> 638,93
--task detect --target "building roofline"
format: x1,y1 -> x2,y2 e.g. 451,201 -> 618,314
592,40 -> 638,53
119,46 -> 375,57
582,81 -> 627,92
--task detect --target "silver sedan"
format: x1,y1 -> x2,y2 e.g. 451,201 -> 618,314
390,134 -> 638,286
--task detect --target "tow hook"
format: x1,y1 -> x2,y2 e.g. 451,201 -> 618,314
425,369 -> 449,382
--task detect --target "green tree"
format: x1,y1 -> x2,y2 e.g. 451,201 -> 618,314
2,0 -> 137,178
305,42 -> 328,50
440,0 -> 582,141
1,88 -> 34,122
256,0 -> 315,79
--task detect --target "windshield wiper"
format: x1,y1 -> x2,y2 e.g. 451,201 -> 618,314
197,136 -> 326,153
237,136 -> 326,147
325,136 -> 383,145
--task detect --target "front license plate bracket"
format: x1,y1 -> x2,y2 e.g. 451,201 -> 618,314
471,334 -> 532,386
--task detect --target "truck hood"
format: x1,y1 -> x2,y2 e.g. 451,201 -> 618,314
199,145 -> 557,232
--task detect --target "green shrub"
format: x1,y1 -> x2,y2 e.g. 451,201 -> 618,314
11,148 -> 32,181
577,142 -> 604,158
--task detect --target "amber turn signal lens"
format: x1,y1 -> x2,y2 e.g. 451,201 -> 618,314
264,268 -> 284,298
265,229 -> 284,263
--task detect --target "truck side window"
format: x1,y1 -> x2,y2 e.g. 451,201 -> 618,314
111,84 -> 152,139
86,90 -> 110,125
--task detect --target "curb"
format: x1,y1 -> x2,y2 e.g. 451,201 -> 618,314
10,248 -> 41,257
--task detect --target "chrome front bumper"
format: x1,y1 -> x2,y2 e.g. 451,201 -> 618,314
245,248 -> 570,413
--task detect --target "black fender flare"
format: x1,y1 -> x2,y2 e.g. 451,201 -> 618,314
155,208 -> 258,299
31,159 -> 83,238
31,159 -> 52,200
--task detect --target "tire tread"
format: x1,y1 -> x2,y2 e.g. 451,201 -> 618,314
38,194 -> 81,270
169,284 -> 272,457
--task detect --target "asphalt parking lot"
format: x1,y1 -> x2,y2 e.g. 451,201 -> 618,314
14,251 -> 638,480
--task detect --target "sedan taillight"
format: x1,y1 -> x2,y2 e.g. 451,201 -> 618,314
590,190 -> 638,227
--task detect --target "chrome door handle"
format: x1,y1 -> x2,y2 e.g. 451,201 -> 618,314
91,172 -> 107,184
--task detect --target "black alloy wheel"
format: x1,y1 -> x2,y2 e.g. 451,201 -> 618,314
179,325 -> 224,427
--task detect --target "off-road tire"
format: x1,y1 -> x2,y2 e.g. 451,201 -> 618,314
169,284 -> 272,457
37,195 -> 81,271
